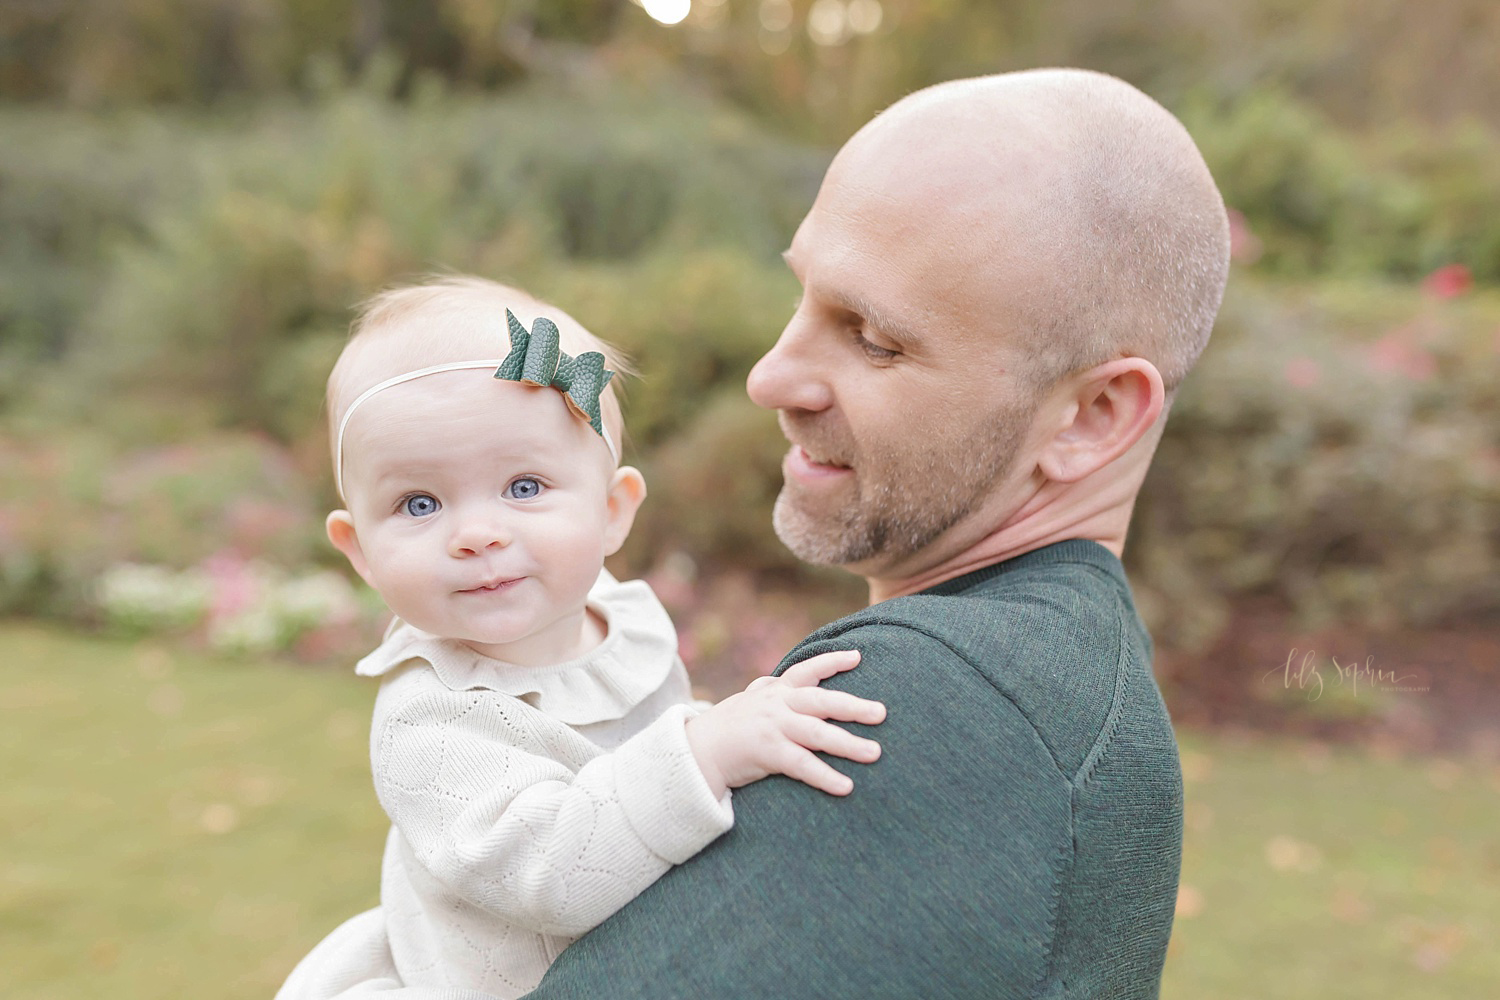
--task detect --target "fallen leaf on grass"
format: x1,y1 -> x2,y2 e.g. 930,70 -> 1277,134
1328,887 -> 1369,923
1266,835 -> 1322,873
1175,883 -> 1204,918
1180,751 -> 1214,784
201,802 -> 239,834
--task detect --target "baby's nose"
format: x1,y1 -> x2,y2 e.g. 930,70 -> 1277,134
448,513 -> 512,557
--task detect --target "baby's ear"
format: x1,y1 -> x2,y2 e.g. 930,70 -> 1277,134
326,510 -> 373,585
602,466 -> 648,557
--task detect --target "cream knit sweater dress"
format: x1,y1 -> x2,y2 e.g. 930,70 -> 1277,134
277,571 -> 733,999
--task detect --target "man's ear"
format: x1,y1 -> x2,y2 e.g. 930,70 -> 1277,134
602,466 -> 648,557
326,510 -> 373,586
1037,358 -> 1165,484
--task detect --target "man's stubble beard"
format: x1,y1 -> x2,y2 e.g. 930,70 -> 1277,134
771,402 -> 1032,569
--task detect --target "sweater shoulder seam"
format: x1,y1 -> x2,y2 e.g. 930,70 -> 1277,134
805,619 -> 1068,779
1033,598 -> 1133,996
1072,593 -> 1134,788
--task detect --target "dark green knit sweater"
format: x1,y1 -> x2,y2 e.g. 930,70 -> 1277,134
526,539 -> 1183,999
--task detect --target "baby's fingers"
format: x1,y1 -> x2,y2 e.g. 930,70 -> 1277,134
778,745 -> 858,796
779,649 -> 861,686
787,686 -> 887,726
788,715 -> 882,765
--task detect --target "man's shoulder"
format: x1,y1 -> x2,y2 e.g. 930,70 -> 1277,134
784,551 -> 1151,782
808,541 -> 1129,642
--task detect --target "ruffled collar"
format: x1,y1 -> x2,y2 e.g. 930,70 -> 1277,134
354,570 -> 680,726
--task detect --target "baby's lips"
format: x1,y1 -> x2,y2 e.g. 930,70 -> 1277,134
458,575 -> 525,593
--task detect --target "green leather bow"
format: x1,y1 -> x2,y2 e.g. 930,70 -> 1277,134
494,309 -> 615,440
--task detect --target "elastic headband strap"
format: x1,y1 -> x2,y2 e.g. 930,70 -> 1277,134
333,360 -> 619,501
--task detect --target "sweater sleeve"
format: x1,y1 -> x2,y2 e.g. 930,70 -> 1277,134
372,682 -> 733,938
524,623 -> 1074,1000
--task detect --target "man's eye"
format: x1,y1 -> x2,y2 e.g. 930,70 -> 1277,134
855,333 -> 899,360
505,477 -> 544,501
403,494 -> 440,517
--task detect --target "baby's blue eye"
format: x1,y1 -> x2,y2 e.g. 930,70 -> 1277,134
404,494 -> 440,517
506,478 -> 543,501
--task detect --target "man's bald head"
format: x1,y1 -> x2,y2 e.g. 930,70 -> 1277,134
750,68 -> 1228,584
838,68 -> 1229,398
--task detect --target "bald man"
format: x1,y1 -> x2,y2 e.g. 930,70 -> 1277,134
284,68 -> 1227,1000
522,68 -> 1228,999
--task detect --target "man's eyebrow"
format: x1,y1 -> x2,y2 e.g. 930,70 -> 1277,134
781,248 -> 923,348
830,287 -> 924,349
780,250 -> 918,347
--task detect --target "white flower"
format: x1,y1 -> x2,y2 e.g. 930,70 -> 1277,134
97,563 -> 211,632
273,570 -> 359,628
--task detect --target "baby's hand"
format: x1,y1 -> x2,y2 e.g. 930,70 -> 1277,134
684,650 -> 885,799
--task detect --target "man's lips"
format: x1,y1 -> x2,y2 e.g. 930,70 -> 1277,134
458,576 -> 525,595
785,445 -> 854,484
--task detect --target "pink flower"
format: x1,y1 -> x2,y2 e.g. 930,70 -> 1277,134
225,498 -> 299,556
1475,448 -> 1500,482
1421,264 -> 1472,300
1365,334 -> 1437,381
1283,357 -> 1322,389
1227,208 -> 1263,265
644,552 -> 699,614
203,550 -> 260,621
677,631 -> 700,669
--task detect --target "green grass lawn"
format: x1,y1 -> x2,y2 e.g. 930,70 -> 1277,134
0,624 -> 387,998
2,623 -> 1496,998
1163,737 -> 1499,998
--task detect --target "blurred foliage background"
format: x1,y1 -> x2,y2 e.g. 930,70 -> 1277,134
1,0 -> 1496,700
1,2 -> 1498,995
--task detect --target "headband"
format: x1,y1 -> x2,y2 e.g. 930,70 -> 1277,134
334,310 -> 618,501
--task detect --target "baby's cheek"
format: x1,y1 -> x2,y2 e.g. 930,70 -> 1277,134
544,519 -> 610,592
369,547 -> 438,611
381,581 -> 445,636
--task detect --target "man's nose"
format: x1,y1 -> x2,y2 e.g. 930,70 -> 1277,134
448,509 -> 512,557
746,313 -> 835,413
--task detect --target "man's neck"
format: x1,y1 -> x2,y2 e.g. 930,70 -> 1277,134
863,448 -> 1152,604
865,500 -> 1128,603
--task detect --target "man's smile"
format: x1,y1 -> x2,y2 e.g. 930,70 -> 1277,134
786,444 -> 854,484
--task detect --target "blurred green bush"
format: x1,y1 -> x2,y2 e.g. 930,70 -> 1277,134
1134,280 -> 1500,647
1181,90 -> 1500,283
9,0 -> 1500,148
0,80 -> 1496,654
2,79 -> 823,446
0,431 -> 325,620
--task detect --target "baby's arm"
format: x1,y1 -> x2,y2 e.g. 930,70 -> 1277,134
373,683 -> 729,939
686,650 -> 886,798
371,652 -> 882,940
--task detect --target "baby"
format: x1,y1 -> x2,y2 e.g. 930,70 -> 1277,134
278,276 -> 885,998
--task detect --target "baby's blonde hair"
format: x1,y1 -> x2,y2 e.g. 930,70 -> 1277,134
327,275 -> 631,466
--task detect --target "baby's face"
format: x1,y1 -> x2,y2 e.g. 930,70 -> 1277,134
335,371 -> 625,666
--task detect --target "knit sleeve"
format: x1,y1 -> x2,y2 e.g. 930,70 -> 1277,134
525,622 -> 1075,1000
372,683 -> 733,938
